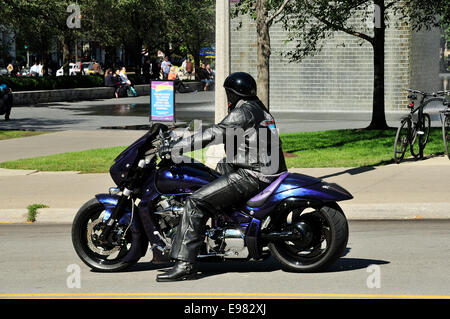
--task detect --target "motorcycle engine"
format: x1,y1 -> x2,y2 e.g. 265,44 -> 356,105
154,196 -> 249,259
206,228 -> 249,259
155,196 -> 184,232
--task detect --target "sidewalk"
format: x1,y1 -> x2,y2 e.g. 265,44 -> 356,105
1,155 -> 449,223
1,129 -> 449,223
0,130 -> 147,162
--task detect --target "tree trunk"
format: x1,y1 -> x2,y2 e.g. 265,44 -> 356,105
40,36 -> 49,76
193,50 -> 201,80
256,0 -> 271,111
62,36 -> 71,76
105,46 -> 117,69
367,0 -> 389,129
135,39 -> 143,76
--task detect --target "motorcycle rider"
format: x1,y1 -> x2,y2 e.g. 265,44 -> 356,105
156,72 -> 287,282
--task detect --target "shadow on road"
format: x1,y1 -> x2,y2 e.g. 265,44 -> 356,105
119,251 -> 390,280
319,166 -> 376,179
0,117 -> 82,130
325,257 -> 390,273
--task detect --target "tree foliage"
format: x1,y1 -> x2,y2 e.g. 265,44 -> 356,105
231,0 -> 294,109
0,0 -> 214,70
161,0 -> 215,70
278,0 -> 448,62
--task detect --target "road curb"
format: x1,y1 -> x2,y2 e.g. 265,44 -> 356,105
339,202 -> 450,220
1,203 -> 449,224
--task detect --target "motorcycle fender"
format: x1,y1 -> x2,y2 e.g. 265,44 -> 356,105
275,182 -> 353,203
94,194 -> 149,262
251,182 -> 352,221
94,193 -> 163,245
94,194 -> 131,224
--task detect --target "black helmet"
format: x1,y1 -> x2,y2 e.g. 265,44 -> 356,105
223,72 -> 257,111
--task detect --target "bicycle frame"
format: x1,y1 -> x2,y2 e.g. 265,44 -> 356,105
405,90 -> 436,158
405,89 -> 450,160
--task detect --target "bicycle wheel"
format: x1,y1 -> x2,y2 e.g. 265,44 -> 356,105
422,113 -> 431,146
443,114 -> 450,160
411,112 -> 430,158
410,113 -> 431,158
393,118 -> 410,163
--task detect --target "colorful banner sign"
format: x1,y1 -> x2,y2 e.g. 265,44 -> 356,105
150,81 -> 175,122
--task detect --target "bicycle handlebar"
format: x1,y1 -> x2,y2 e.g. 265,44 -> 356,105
405,88 -> 450,97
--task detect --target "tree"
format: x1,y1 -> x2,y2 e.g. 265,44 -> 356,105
1,0 -> 56,73
161,0 -> 215,73
106,0 -> 168,72
232,0 -> 293,110
0,0 -> 86,75
279,0 -> 448,129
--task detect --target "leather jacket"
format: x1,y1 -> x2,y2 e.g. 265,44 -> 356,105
172,97 -> 287,176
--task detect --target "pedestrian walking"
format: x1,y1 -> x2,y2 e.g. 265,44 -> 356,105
161,56 -> 172,80
0,84 -> 13,121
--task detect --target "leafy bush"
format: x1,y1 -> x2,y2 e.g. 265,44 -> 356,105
0,75 -> 106,91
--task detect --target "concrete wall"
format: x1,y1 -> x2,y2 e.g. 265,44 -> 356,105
231,14 -> 441,112
11,81 -> 206,105
409,27 -> 442,93
12,84 -> 151,105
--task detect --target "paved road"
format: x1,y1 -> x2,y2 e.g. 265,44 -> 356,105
0,220 -> 449,298
2,92 -> 438,133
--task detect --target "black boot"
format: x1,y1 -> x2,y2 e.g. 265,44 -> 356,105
156,261 -> 197,282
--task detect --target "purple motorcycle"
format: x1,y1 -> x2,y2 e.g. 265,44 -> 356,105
72,123 -> 352,273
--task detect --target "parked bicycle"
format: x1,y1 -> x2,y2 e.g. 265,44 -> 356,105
393,89 -> 447,163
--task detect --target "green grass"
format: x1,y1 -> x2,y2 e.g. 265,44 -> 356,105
0,130 -> 49,140
282,128 -> 445,168
26,203 -> 49,222
0,128 -> 446,173
0,146 -> 127,173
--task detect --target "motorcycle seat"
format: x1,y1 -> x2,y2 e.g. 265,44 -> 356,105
246,172 -> 289,208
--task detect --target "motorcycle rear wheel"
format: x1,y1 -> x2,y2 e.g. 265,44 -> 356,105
71,198 -> 138,272
268,204 -> 348,272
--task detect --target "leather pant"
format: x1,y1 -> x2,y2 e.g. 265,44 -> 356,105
169,168 -> 269,263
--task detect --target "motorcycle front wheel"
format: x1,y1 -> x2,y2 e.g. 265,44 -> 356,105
268,203 -> 348,273
71,198 -> 139,272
